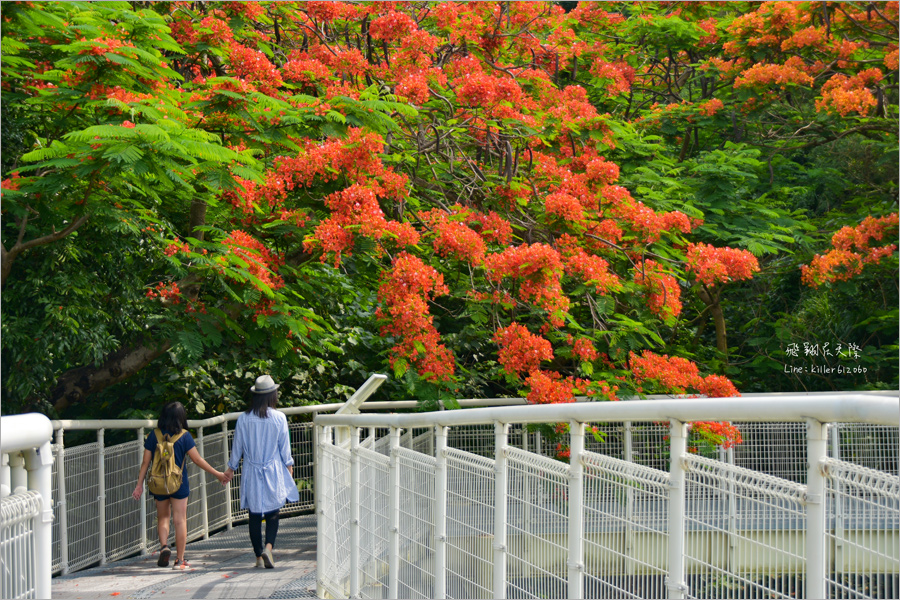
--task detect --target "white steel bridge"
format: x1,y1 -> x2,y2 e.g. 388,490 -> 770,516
1,379 -> 897,599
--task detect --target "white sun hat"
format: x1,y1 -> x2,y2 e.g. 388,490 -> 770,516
250,374 -> 280,394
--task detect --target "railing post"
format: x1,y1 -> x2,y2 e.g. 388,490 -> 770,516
56,428 -> 70,573
388,427 -> 401,599
197,426 -> 209,539
222,421 -> 232,530
666,419 -> 688,599
24,438 -> 54,600
623,421 -> 634,576
434,425 -> 448,599
806,419 -> 828,600
0,452 -> 9,498
493,422 -> 509,600
830,424 -> 844,577
98,428 -> 107,565
568,421 -> 585,599
9,451 -> 26,494
725,446 -> 737,574
315,425 -> 328,600
349,426 -> 360,598
137,427 -> 147,556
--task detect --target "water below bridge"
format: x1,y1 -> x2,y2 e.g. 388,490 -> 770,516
51,515 -> 318,599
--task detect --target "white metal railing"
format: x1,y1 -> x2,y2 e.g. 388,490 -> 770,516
0,374 -> 568,595
314,393 -> 900,600
1,413 -> 54,600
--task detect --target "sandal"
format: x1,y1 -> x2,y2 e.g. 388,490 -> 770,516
173,557 -> 190,570
157,546 -> 171,568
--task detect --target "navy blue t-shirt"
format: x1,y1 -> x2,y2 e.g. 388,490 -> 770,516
145,429 -> 196,498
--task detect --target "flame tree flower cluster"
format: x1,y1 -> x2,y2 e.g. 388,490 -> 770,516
1,1 -> 894,423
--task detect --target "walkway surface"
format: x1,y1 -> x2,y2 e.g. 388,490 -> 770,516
52,515 -> 318,600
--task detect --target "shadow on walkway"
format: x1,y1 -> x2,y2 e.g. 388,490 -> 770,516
52,515 -> 317,599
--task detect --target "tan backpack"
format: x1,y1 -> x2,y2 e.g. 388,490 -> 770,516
148,429 -> 188,496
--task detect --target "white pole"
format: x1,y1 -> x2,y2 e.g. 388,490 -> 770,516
349,427 -> 360,598
197,426 -> 209,539
623,421 -> 634,576
137,427 -> 147,556
56,428 -> 70,573
24,439 -> 54,600
222,421 -> 232,530
388,427 -> 401,599
666,420 -> 688,599
806,419 -> 828,600
434,426 -> 448,599
493,422 -> 509,599
9,451 -> 26,494
568,421 -> 585,599
98,428 -> 107,565
0,452 -> 9,498
830,424 -> 844,579
315,425 -> 327,599
726,446 -> 737,574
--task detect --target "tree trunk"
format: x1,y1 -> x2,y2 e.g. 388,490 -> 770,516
49,339 -> 172,413
697,285 -> 728,356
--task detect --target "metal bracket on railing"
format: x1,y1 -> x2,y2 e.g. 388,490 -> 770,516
434,534 -> 446,542
566,560 -> 584,572
665,577 -> 690,595
492,543 -> 506,551
803,493 -> 823,505
389,526 -> 398,533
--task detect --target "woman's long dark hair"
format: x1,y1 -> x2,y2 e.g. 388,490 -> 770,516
247,390 -> 278,418
158,401 -> 188,434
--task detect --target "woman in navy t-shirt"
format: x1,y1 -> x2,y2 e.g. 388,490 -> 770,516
132,402 -> 226,570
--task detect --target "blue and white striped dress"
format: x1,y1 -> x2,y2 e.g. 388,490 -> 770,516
227,409 -> 299,514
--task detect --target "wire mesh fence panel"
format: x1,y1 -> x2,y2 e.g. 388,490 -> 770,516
51,444 -> 61,575
282,423 -> 315,516
226,429 -> 248,523
445,447 -> 496,600
185,465 -> 205,542
202,431 -> 229,531
831,424 -> 899,474
397,447 -> 436,599
629,423 -> 669,472
505,446 -> 570,600
319,443 -> 352,598
824,458 -> 900,600
584,423 -> 626,459
357,446 -> 391,599
410,428 -> 435,457
582,450 -> 670,600
683,454 -> 807,600
369,427 -> 393,456
104,440 -> 144,562
448,424 -> 495,458
731,423 -> 808,484
63,442 -> 102,572
0,491 -> 42,600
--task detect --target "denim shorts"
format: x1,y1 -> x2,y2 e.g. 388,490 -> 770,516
152,489 -> 189,502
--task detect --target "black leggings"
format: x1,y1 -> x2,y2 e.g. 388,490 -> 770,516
248,509 -> 280,557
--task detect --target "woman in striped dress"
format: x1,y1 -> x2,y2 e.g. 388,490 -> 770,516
223,375 -> 299,568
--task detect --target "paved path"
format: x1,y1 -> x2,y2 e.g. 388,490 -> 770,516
52,515 -> 318,600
